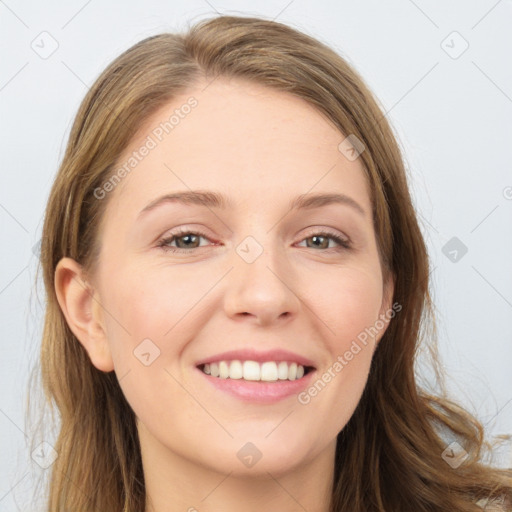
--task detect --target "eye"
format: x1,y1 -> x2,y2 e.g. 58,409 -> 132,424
157,228 -> 213,253
157,228 -> 351,254
296,230 -> 351,251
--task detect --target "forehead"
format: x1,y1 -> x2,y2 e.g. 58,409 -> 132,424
107,77 -> 371,222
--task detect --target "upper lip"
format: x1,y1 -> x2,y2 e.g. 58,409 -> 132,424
195,348 -> 316,368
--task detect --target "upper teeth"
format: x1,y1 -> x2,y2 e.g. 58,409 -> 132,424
202,360 -> 306,381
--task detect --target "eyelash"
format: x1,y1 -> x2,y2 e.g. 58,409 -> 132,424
156,228 -> 352,254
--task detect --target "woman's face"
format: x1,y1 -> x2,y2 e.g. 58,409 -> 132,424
85,78 -> 394,476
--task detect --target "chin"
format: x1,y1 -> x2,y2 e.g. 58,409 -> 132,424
192,432 -> 319,478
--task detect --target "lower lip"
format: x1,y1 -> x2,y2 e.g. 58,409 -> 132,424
196,367 -> 316,404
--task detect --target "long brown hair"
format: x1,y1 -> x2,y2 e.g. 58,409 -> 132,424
28,14 -> 512,511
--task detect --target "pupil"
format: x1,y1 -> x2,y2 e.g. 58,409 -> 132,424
311,235 -> 327,248
179,234 -> 197,248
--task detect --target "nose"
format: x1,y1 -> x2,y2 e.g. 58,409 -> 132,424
222,239 -> 300,327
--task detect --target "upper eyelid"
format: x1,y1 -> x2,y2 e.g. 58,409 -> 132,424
161,226 -> 349,239
159,227 -> 350,247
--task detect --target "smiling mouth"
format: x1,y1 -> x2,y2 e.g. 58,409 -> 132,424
197,360 -> 315,382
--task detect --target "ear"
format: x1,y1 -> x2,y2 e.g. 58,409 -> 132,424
376,270 -> 396,344
54,257 -> 114,372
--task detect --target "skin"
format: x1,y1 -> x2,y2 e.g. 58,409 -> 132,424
55,77 -> 394,512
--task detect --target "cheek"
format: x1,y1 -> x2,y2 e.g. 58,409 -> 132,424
307,264 -> 384,347
97,266 -> 202,431
102,256 -> 203,328
297,267 -> 382,422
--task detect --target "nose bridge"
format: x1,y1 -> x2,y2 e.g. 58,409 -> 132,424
223,229 -> 299,323
230,210 -> 284,272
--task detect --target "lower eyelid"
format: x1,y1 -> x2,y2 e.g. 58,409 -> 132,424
158,231 -> 350,252
158,232 -> 211,250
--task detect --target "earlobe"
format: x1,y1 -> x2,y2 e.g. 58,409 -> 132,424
54,257 -> 115,372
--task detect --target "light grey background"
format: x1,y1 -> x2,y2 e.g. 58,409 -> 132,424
1,1 -> 511,510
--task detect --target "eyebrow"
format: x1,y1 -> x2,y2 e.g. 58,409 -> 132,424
137,190 -> 367,218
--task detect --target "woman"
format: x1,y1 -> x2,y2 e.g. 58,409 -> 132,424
31,14 -> 511,511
